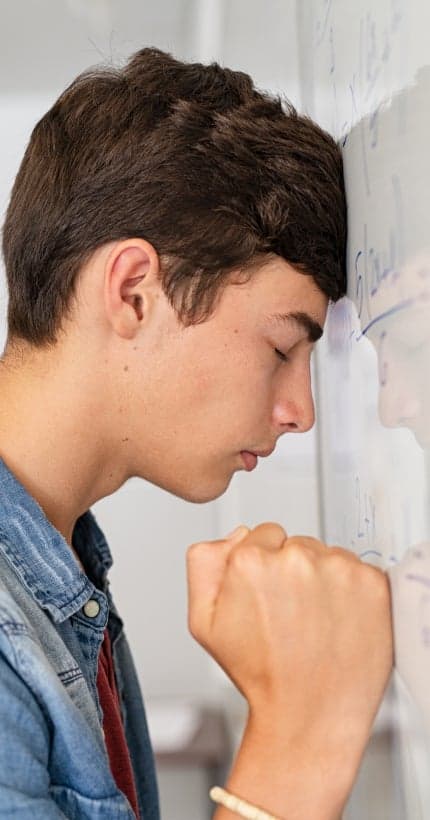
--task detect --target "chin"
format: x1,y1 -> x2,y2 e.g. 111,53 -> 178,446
169,473 -> 234,504
135,460 -> 236,503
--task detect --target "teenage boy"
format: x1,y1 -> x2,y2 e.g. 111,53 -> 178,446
0,48 -> 392,819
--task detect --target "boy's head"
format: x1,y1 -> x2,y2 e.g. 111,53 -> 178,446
1,48 -> 346,502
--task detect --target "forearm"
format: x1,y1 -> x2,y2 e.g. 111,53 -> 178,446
214,707 -> 354,820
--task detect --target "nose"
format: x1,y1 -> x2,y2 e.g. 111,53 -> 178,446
272,363 -> 315,433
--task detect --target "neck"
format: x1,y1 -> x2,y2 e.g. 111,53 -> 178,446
0,345 -> 128,545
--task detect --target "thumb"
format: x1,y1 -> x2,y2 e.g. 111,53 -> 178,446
226,525 -> 251,543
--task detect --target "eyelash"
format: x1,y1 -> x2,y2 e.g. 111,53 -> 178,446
274,348 -> 289,362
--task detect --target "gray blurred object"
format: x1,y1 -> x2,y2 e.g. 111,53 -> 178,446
0,0 -> 195,93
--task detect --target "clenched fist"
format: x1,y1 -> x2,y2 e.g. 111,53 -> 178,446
187,522 -> 393,819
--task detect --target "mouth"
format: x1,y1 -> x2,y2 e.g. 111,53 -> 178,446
239,445 -> 276,471
240,451 -> 258,471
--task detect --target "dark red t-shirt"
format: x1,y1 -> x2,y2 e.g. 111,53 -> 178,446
97,629 -> 140,819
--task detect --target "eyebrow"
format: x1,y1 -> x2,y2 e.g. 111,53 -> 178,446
267,311 -> 324,343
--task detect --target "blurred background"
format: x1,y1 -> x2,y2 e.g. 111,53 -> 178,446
0,2 -> 319,817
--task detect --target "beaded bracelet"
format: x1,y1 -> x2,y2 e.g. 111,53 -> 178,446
209,786 -> 282,820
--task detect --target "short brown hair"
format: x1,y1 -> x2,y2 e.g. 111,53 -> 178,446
2,47 -> 346,347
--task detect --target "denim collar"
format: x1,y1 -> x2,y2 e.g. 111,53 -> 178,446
0,457 -> 113,623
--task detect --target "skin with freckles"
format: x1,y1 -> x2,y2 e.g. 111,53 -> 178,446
0,238 -> 327,543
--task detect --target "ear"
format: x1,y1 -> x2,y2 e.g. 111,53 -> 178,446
103,239 -> 161,340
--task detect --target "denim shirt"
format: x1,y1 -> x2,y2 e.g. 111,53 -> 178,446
0,457 -> 160,819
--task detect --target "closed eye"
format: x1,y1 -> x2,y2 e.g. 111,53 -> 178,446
274,348 -> 289,362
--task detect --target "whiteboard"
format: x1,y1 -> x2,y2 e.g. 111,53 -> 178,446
297,1 -> 430,817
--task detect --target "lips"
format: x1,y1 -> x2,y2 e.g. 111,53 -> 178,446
240,451 -> 258,471
246,446 -> 276,458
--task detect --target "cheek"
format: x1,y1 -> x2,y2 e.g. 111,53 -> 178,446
186,359 -> 268,442
188,343 -> 241,393
158,333 -> 274,433
221,351 -> 276,429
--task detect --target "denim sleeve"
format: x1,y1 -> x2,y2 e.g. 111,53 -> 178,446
0,650 -> 67,818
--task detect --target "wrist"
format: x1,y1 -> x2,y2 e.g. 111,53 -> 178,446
218,706 -> 359,820
247,697 -> 367,782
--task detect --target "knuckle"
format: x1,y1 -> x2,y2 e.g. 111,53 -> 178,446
298,535 -> 324,549
326,547 -> 357,575
187,611 -> 203,642
230,543 -> 264,574
283,539 -> 302,555
319,549 -> 359,587
328,545 -> 358,560
252,521 -> 287,540
327,552 -> 390,598
186,542 -> 199,562
283,542 -> 316,575
285,535 -> 325,557
186,540 -> 208,563
364,565 -> 391,598
187,613 -> 196,637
